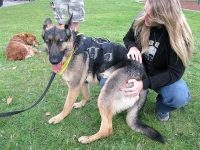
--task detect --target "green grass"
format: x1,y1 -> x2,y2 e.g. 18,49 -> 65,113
0,0 -> 200,149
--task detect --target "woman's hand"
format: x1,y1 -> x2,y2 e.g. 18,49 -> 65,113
120,79 -> 143,96
127,47 -> 142,63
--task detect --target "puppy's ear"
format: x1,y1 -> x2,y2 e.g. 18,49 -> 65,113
64,14 -> 73,37
43,18 -> 53,30
65,14 -> 73,29
21,33 -> 28,39
23,33 -> 29,37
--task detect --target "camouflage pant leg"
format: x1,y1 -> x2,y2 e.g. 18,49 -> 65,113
52,0 -> 85,24
52,4 -> 68,24
68,0 -> 85,22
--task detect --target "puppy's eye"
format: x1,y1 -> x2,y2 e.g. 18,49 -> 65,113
46,39 -> 52,44
57,39 -> 63,45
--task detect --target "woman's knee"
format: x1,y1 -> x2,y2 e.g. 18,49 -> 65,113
165,91 -> 190,108
155,79 -> 191,108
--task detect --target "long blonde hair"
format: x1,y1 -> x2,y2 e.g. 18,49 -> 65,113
134,0 -> 193,66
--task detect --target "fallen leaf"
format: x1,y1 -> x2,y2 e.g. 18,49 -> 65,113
72,135 -> 77,140
12,66 -> 17,70
7,98 -> 13,105
45,112 -> 51,116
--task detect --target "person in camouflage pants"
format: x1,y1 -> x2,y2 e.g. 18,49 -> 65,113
51,0 -> 85,30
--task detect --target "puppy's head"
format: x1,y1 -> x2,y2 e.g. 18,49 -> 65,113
42,15 -> 74,73
12,33 -> 40,46
24,33 -> 40,46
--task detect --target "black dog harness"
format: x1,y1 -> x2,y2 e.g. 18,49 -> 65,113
73,33 -> 116,74
74,36 -> 113,61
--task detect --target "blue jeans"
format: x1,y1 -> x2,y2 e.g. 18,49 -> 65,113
154,78 -> 190,114
100,77 -> 107,87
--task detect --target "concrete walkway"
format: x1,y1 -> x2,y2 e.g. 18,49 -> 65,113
0,0 -> 30,8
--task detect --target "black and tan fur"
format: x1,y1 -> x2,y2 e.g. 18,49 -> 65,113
42,15 -> 165,144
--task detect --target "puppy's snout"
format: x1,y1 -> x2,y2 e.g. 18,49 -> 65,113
33,41 -> 40,46
50,55 -> 60,64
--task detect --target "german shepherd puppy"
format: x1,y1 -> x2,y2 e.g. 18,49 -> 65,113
42,15 -> 165,144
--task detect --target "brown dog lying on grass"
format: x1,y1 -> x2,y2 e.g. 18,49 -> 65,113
5,33 -> 41,61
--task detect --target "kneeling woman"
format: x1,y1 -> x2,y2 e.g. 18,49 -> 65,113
120,0 -> 193,122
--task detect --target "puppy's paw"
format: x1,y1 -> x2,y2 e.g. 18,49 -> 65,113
48,114 -> 64,124
78,136 -> 90,144
73,102 -> 85,109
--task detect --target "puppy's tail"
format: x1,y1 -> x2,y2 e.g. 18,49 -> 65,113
132,118 -> 165,143
126,90 -> 165,144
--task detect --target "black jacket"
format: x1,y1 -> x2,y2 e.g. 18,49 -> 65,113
123,22 -> 185,90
